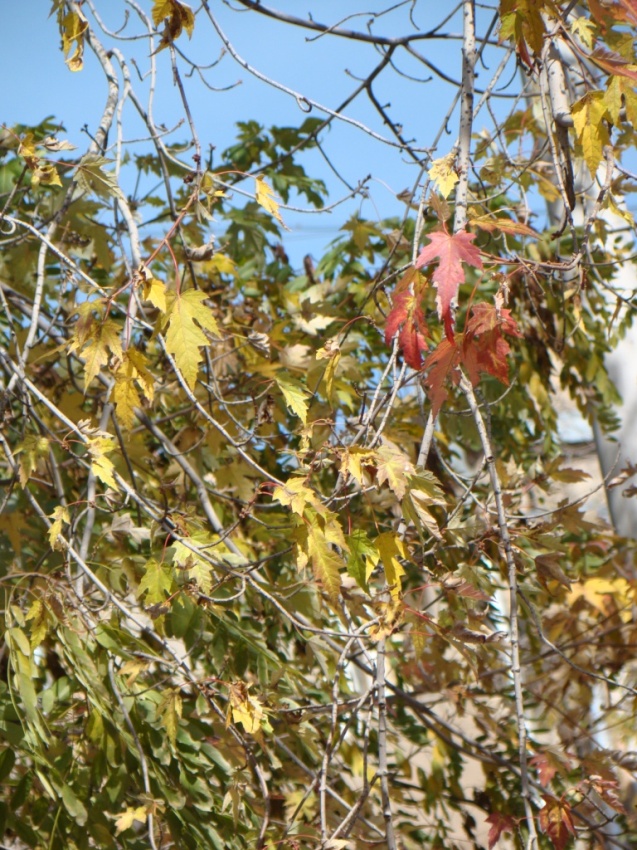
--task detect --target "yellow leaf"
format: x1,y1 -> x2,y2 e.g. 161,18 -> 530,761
272,477 -> 325,517
156,688 -> 182,746
48,505 -> 70,551
305,521 -> 344,601
112,350 -> 155,429
570,17 -> 596,49
112,375 -> 141,431
341,447 -> 377,485
172,538 -> 213,594
428,153 -> 459,199
60,10 -> 87,72
255,176 -> 285,226
376,532 -> 406,599
142,275 -> 167,313
152,0 -> 195,50
375,441 -> 415,501
274,371 -> 309,423
316,340 -> 341,407
572,91 -> 610,175
14,434 -> 50,487
26,599 -> 49,649
69,318 -> 122,391
568,577 -> 633,623
32,162 -> 62,188
228,682 -> 264,734
114,806 -> 148,836
165,289 -> 220,390
86,434 -> 119,491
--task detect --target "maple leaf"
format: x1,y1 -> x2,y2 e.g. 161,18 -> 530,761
165,289 -> 220,390
304,519 -> 344,601
385,289 -> 429,369
538,795 -> 576,850
428,153 -> 459,199
485,812 -> 516,850
115,806 -> 148,836
375,441 -> 416,501
255,175 -> 285,226
376,531 -> 406,599
156,687 -> 182,746
415,228 -> 483,340
462,303 -> 522,387
152,0 -> 195,51
572,91 -> 610,175
275,371 -> 310,423
138,558 -> 173,605
422,337 -> 462,416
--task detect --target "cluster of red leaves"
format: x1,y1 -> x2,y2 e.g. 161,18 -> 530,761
423,302 -> 522,415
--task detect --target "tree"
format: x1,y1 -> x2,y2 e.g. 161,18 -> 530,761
2,2 -> 637,849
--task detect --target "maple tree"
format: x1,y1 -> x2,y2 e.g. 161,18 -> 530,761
2,2 -> 637,850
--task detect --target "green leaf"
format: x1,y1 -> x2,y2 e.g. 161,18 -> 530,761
138,558 -> 173,605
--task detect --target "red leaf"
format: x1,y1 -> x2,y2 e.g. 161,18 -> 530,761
589,47 -> 637,82
485,812 -> 516,850
385,275 -> 429,369
422,337 -> 461,416
538,796 -> 576,850
415,228 -> 483,340
462,303 -> 521,387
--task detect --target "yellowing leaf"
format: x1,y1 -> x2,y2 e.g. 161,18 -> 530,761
138,558 -> 173,605
112,374 -> 141,431
272,477 -> 325,517
14,434 -> 50,487
156,687 -> 182,746
376,532 -> 406,599
568,577 -> 633,623
274,371 -> 310,423
346,530 -> 379,591
75,153 -> 124,200
115,806 -> 148,836
572,91 -> 610,175
570,17 -> 596,49
48,505 -> 70,551
86,435 -> 119,491
376,441 -> 415,501
69,318 -> 122,391
165,289 -> 220,389
316,340 -> 341,407
142,275 -> 167,313
255,176 -> 285,226
60,9 -> 87,72
152,0 -> 195,50
26,599 -> 49,649
428,153 -> 459,199
305,520 -> 343,601
172,539 -> 213,594
228,682 -> 265,735
32,162 -> 62,188
112,350 -> 155,429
